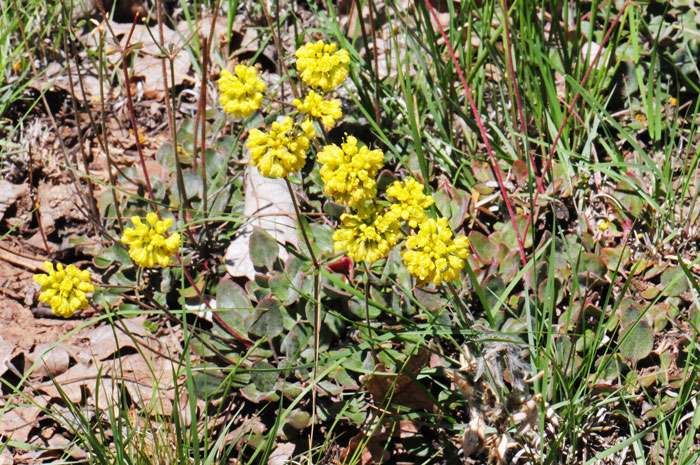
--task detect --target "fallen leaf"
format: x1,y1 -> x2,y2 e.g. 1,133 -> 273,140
341,428 -> 391,465
0,335 -> 15,377
268,442 -> 296,465
28,342 -> 70,378
226,166 -> 298,280
0,180 -> 28,221
362,361 -> 436,413
462,415 -> 486,457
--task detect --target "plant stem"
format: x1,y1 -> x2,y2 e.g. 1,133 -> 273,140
283,177 -> 320,464
364,262 -> 377,363
447,281 -> 472,327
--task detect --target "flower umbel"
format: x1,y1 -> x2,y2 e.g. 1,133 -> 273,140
121,213 -> 181,268
295,41 -> 350,92
293,90 -> 342,128
386,177 -> 435,228
333,204 -> 402,264
402,217 -> 470,285
318,136 -> 384,207
247,116 -> 313,178
34,262 -> 94,318
218,65 -> 265,118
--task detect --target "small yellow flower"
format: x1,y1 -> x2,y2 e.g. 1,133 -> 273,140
121,213 -> 181,268
247,116 -> 312,178
218,65 -> 266,118
597,220 -> 609,231
295,41 -> 350,92
34,262 -> 94,318
318,136 -> 384,207
333,204 -> 402,264
386,177 -> 435,228
402,217 -> 470,285
669,97 -> 678,107
293,90 -> 342,128
635,113 -> 646,122
12,60 -> 22,73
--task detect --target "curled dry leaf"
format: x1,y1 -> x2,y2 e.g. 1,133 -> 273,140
268,442 -> 296,465
462,414 -> 486,458
0,335 -> 15,378
28,342 -> 70,378
362,360 -> 436,413
225,166 -> 298,280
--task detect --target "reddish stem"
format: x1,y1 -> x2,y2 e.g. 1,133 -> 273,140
501,0 -> 544,194
118,16 -> 248,347
120,14 -> 156,204
523,1 -> 629,239
424,0 -> 527,265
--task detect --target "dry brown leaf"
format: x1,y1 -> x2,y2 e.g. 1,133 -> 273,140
362,361 -> 436,412
0,448 -> 13,465
268,442 -> 296,465
462,415 -> 486,457
0,404 -> 42,443
38,361 -> 98,403
341,428 -> 391,465
79,317 -> 148,361
225,166 -> 298,280
0,180 -> 28,222
38,184 -> 86,236
118,353 -> 176,416
0,335 -> 15,378
228,416 -> 268,451
28,342 -> 70,378
397,419 -> 420,439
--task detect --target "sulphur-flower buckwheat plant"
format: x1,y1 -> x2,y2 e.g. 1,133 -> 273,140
34,262 -> 94,318
295,40 -> 350,92
318,136 -> 384,207
247,116 -> 314,178
121,213 -> 181,268
218,65 -> 265,118
386,177 -> 435,228
333,204 -> 402,264
402,217 -> 470,285
293,90 -> 342,129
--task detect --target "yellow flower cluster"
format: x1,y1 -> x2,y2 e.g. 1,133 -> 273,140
293,90 -> 342,129
402,217 -> 470,285
333,205 -> 402,264
34,262 -> 94,318
318,136 -> 384,207
387,177 -> 435,228
247,117 -> 314,178
218,65 -> 265,118
295,41 -> 350,92
121,213 -> 181,268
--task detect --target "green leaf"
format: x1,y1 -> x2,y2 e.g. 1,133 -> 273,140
619,319 -> 653,364
468,231 -> 495,263
249,298 -> 283,338
156,143 -> 176,172
216,278 -> 253,334
483,276 -> 506,313
285,409 -> 311,430
659,266 -> 688,297
192,368 -> 226,399
249,227 -> 279,270
250,362 -> 277,392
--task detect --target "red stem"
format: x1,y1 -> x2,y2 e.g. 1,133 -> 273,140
120,14 -> 156,204
118,16 -> 248,347
424,0 -> 527,265
501,0 -> 544,194
523,1 -> 629,239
